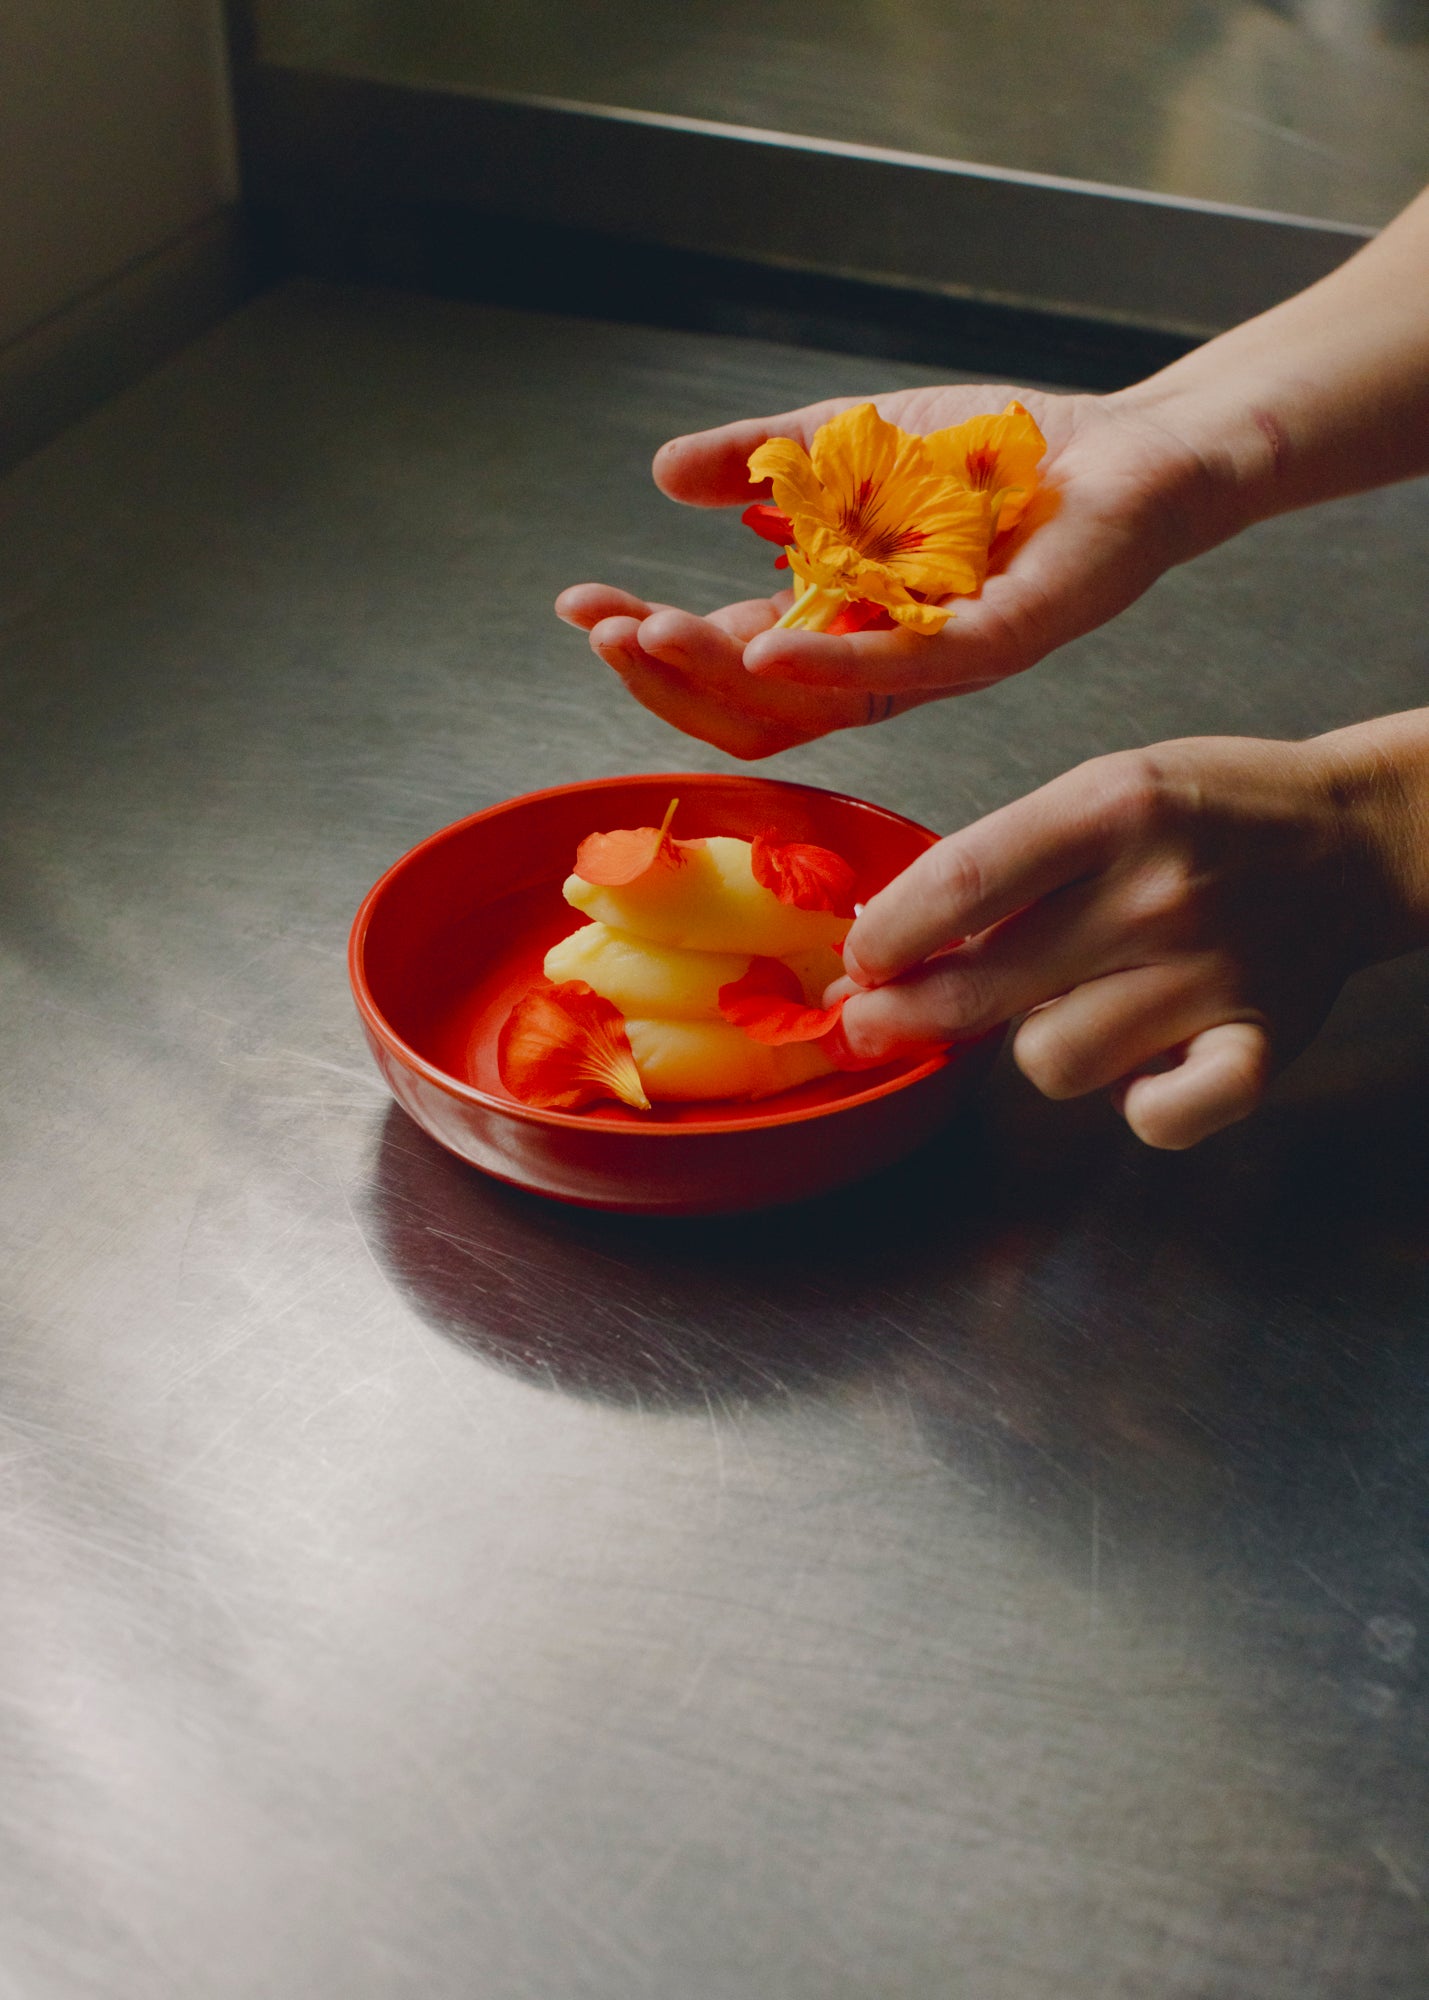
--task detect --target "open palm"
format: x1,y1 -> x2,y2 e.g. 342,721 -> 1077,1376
557,383 -> 1218,758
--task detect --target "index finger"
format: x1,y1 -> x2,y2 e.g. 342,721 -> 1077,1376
844,758 -> 1138,984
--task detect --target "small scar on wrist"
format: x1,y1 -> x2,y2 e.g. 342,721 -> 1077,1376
1251,406 -> 1290,478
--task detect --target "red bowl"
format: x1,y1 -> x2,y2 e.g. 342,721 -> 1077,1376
349,773 -> 997,1215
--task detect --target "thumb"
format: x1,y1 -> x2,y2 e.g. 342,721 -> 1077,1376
652,400 -> 861,507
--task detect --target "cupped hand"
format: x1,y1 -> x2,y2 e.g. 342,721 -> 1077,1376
557,383 -> 1225,757
834,736 -> 1378,1149
551,583 -> 912,759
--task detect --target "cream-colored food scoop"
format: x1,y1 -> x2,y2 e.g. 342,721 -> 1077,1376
563,836 -> 849,957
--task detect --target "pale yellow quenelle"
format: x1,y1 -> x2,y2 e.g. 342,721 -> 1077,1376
624,1017 -> 835,1101
545,921 -> 842,1020
543,922 -> 843,1100
563,836 -> 849,957
548,833 -> 849,1102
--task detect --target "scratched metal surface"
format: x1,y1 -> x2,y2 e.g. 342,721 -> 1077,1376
253,0 -> 1429,227
2,283 -> 1428,1998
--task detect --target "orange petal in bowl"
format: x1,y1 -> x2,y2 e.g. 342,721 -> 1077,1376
573,795 -> 696,887
751,831 -> 858,916
498,981 -> 651,1111
717,958 -> 844,1046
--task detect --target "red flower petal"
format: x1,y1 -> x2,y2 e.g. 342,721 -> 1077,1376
751,831 -> 858,917
742,502 -> 795,548
498,981 -> 650,1111
717,957 -> 844,1045
826,599 -> 896,635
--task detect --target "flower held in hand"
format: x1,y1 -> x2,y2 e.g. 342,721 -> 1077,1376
745,400 -> 1046,635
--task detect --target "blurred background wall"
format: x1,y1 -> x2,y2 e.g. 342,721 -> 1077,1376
0,0 -> 242,467
4,2 -> 1428,468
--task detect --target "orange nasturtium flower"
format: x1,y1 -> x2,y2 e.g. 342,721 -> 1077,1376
744,400 -> 1046,636
928,402 -> 1047,536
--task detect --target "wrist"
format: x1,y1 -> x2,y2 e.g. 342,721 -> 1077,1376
1108,366 -> 1288,557
1306,710 -> 1429,965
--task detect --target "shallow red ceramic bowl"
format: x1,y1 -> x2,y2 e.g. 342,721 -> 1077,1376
349,773 -> 997,1215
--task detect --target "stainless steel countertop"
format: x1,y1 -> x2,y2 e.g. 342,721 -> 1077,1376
3,283 -> 1428,1997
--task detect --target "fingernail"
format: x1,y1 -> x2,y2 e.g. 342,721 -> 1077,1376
841,941 -> 875,988
826,1012 -> 892,1070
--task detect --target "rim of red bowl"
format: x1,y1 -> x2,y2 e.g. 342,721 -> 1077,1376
348,773 -> 959,1140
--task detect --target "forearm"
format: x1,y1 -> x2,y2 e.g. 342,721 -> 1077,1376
1111,185 -> 1429,550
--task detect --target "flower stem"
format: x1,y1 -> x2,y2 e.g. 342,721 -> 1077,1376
775,580 -> 847,632
775,581 -> 821,629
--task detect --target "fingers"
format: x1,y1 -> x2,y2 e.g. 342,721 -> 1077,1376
837,941 -> 1270,1151
651,397 -> 866,507
1117,1022 -> 1271,1149
1012,967 -> 1273,1149
587,607 -> 872,759
844,753 -> 1154,986
836,877 -> 1129,1057
743,623 -> 1003,698
740,490 -> 1160,695
557,586 -> 782,643
1011,962 -> 1232,1100
650,383 -> 1041,508
742,569 -> 1040,694
557,583 -> 665,630
707,596 -> 790,642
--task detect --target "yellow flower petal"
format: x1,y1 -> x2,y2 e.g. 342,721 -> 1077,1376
747,436 -> 839,534
890,598 -> 953,635
748,403 -> 1019,633
925,401 -> 1047,532
807,404 -> 907,521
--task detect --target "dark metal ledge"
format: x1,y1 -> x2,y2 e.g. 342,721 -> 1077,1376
245,66 -> 1369,346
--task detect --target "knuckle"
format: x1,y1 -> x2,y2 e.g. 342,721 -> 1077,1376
1122,856 -> 1198,933
1085,749 -> 1173,840
1012,1011 -> 1095,1100
923,838 -> 985,924
1221,1025 -> 1272,1098
924,952 -> 1000,1036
